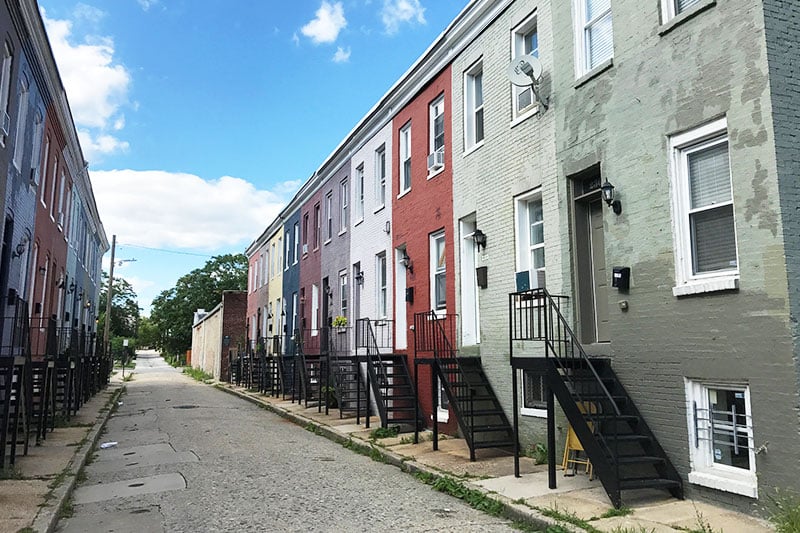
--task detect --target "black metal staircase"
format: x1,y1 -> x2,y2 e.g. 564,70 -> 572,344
356,318 -> 422,430
414,312 -> 514,461
509,289 -> 683,508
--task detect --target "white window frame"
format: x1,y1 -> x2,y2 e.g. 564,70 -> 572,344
661,0 -> 704,22
311,283 -> 319,334
669,118 -> 739,296
511,13 -> 539,121
375,144 -> 386,208
40,136 -> 50,205
428,95 -> 445,177
292,292 -> 298,335
276,238 -> 282,271
399,122 -> 412,195
377,252 -> 387,318
314,203 -> 321,249
285,232 -> 291,270
12,77 -> 29,170
464,59 -> 484,152
514,189 -> 546,290
0,42 -> 12,147
520,370 -> 547,417
293,222 -> 300,264
573,0 -> 614,77
430,231 -> 446,314
325,192 -> 333,242
339,270 -> 348,319
339,178 -> 349,234
684,379 -> 757,498
355,164 -> 364,222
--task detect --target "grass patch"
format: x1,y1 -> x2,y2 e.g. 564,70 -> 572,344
16,527 -> 36,533
609,527 -> 655,533
765,488 -> 800,533
304,422 -> 322,435
369,425 -> 400,440
536,504 -> 603,533
183,366 -> 214,382
600,506 -> 634,519
414,471 -> 505,517
525,442 -> 548,465
47,468 -> 72,490
57,497 -> 74,520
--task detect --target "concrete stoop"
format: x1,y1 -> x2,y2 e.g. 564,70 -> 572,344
217,382 -> 774,533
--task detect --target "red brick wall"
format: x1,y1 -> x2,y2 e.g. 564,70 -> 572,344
221,290 -> 247,380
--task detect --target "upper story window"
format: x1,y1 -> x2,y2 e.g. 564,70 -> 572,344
428,96 -> 445,175
669,118 -> 738,296
375,144 -> 386,207
339,178 -> 349,233
512,14 -> 539,118
515,190 -> 546,290
302,212 -> 309,254
573,0 -> 614,77
314,203 -> 321,249
270,242 -> 276,277
30,111 -> 43,187
263,250 -> 269,283
377,252 -> 387,318
325,192 -> 333,241
12,77 -> 29,170
399,122 -> 412,195
339,270 -> 348,319
49,164 -> 58,219
355,164 -> 364,222
662,0 -> 703,21
293,221 -> 300,264
464,60 -> 484,151
430,231 -> 446,312
0,42 -> 13,146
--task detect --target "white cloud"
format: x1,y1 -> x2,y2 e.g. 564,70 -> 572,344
72,3 -> 105,24
333,46 -> 351,63
381,0 -> 426,35
91,170 -> 297,250
41,9 -> 131,162
137,0 -> 159,11
301,1 -> 347,44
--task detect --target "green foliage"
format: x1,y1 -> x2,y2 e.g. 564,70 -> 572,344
183,366 -> 214,382
414,472 -> 505,517
136,317 -> 160,348
97,273 -> 141,341
766,489 -> 800,533
150,253 -> 247,357
332,315 -> 348,327
600,507 -> 633,519
609,527 -> 655,533
370,425 -> 400,440
527,442 -> 548,465
537,504 -> 602,533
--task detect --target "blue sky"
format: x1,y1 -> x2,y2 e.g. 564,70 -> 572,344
39,0 -> 467,314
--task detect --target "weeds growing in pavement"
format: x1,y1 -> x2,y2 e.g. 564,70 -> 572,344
764,488 -> 800,533
600,506 -> 634,519
414,472 -> 505,517
369,425 -> 399,441
535,503 -> 602,533
182,367 -> 214,382
609,527 -> 655,533
526,442 -> 548,465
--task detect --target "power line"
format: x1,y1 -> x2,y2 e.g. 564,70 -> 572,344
117,243 -> 216,258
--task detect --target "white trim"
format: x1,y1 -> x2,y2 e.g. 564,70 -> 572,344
511,12 -> 539,120
572,0 -> 614,77
463,58 -> 484,151
399,122 -> 412,194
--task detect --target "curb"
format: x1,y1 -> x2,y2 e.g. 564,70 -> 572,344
214,384 -> 561,532
31,384 -> 125,533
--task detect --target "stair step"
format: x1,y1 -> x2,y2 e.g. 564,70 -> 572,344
472,439 -> 514,449
619,477 -> 681,491
471,424 -> 513,433
614,455 -> 666,465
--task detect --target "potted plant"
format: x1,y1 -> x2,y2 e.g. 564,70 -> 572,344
332,315 -> 348,332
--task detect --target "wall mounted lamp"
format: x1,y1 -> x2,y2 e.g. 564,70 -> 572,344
472,229 -> 487,251
600,179 -> 622,215
12,236 -> 28,258
85,300 -> 92,309
355,271 -> 364,286
400,250 -> 413,273
68,282 -> 76,294
77,291 -> 83,301
384,220 -> 391,234
38,266 -> 46,275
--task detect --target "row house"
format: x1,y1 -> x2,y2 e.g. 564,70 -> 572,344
0,0 -> 107,355
243,0 -> 799,513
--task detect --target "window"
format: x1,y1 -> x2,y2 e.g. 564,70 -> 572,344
0,42 -> 12,146
292,292 -> 298,335
377,252 -> 387,318
49,164 -> 58,219
375,144 -> 386,207
40,136 -> 50,204
662,0 -> 704,21
302,213 -> 309,252
285,232 -> 291,269
29,112 -> 43,186
340,179 -> 349,233
339,270 -> 348,319
57,170 -> 66,228
669,118 -> 738,296
325,192 -> 333,240
277,238 -> 282,271
355,165 -> 364,222
263,250 -> 269,283
428,96 -> 445,173
311,284 -> 319,333
314,203 -> 320,249
12,77 -> 28,169
270,242 -> 276,277
464,61 -> 484,150
573,0 -> 614,76
521,371 -> 546,417
293,222 -> 300,264
430,231 -> 446,312
512,15 -> 539,117
515,191 -> 546,289
685,379 -> 756,497
399,122 -> 412,194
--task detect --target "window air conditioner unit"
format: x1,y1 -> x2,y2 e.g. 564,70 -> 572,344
0,111 -> 9,137
302,243 -> 308,255
29,167 -> 39,186
427,149 -> 444,172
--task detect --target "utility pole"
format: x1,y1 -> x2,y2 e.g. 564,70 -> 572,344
104,234 -> 116,365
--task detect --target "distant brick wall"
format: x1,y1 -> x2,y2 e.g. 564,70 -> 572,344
221,290 -> 247,381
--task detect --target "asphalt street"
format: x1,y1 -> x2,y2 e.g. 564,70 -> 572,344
56,351 -> 518,532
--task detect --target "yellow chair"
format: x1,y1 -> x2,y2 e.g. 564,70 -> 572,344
561,402 -> 597,479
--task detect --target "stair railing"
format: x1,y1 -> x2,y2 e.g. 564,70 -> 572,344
355,318 -> 388,427
534,288 -> 621,486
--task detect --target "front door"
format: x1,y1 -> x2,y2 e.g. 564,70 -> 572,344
574,191 -> 610,344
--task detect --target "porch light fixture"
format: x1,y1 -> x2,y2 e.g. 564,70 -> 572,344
400,250 -> 413,273
12,237 -> 28,258
68,282 -> 75,294
472,229 -> 487,251
355,271 -> 364,286
600,179 -> 622,215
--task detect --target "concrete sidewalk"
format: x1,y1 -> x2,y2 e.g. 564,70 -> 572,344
0,378 -> 123,533
218,382 -> 773,533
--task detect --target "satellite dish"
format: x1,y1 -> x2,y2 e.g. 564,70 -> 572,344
506,54 -> 542,86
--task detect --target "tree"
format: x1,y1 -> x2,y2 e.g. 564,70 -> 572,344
97,273 -> 140,341
150,253 -> 247,357
136,317 -> 159,349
